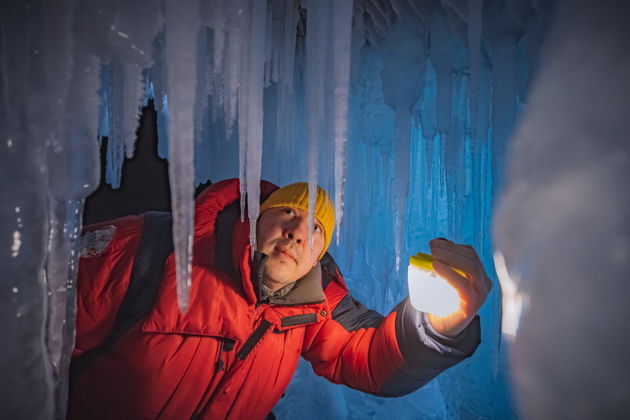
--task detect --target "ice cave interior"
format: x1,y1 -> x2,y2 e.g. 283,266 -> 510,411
1,0 -> 629,418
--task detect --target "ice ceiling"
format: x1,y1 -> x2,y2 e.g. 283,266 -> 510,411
2,0 -> 628,419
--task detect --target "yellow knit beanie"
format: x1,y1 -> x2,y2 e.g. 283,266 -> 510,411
260,182 -> 335,260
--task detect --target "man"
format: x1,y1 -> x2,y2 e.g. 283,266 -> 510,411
69,179 -> 490,419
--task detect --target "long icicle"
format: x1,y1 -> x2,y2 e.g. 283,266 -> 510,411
305,0 -> 328,248
332,0 -> 353,245
468,0 -> 483,141
165,0 -> 200,313
245,0 -> 268,254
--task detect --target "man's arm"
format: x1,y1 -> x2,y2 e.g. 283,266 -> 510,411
300,254 -> 482,397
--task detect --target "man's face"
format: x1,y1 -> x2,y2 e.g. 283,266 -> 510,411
256,206 -> 325,291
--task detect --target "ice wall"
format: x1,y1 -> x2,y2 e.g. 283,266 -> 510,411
0,1 -> 102,417
1,0 -> 552,418
493,0 -> 630,418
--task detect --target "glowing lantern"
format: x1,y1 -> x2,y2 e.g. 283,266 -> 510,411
408,252 -> 461,317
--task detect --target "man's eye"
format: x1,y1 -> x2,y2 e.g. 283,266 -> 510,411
283,208 -> 295,216
314,225 -> 322,233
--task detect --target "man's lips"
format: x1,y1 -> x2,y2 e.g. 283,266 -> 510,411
274,246 -> 297,263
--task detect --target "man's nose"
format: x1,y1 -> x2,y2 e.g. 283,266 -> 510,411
285,217 -> 308,244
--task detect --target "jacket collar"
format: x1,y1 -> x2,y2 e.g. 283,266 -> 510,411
250,252 -> 325,306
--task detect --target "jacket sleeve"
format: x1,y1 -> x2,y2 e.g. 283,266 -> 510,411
73,215 -> 144,357
301,259 -> 480,397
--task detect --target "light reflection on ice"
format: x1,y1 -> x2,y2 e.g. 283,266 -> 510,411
493,251 -> 525,339
11,231 -> 21,258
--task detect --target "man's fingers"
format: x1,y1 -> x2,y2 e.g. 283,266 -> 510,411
432,260 -> 471,295
430,246 -> 479,278
430,238 -> 480,261
427,238 -> 493,325
429,239 -> 492,296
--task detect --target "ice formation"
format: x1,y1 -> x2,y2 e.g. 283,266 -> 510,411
0,0 -> 576,418
493,0 -> 630,417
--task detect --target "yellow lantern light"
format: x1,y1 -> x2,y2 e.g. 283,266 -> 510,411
408,252 -> 462,317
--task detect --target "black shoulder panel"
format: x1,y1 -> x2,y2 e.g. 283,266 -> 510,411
320,253 -> 340,289
320,253 -> 384,332
331,295 -> 384,332
119,211 -> 174,326
214,201 -> 241,278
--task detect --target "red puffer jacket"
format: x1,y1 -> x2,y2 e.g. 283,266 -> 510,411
69,179 -> 480,420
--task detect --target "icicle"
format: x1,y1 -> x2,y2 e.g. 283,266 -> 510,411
205,0 -> 228,133
365,0 -> 391,37
237,0 -> 251,220
474,59 -> 492,142
275,0 -> 298,157
429,9 -> 457,134
305,0 -> 329,248
468,0 -> 483,140
489,33 -> 518,191
121,63 -> 145,159
332,0 -> 353,244
194,25 -> 212,186
46,51 -> 101,391
444,73 -> 468,240
225,2 -> 243,139
147,28 -> 170,159
202,0 -> 226,76
113,0 -> 162,160
157,93 -> 170,159
393,109 -> 411,270
270,0 -> 284,84
238,20 -> 248,225
103,59 -> 146,187
428,8 -> 469,170
389,0 -> 410,20
97,65 -> 110,140
264,2 -> 274,88
380,22 -> 427,270
281,0 -> 298,91
471,60 -> 492,245
0,3 -> 56,415
241,0 -> 268,253
41,2 -> 101,417
165,0 -> 201,313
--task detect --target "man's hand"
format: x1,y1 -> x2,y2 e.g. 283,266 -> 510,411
426,238 -> 492,337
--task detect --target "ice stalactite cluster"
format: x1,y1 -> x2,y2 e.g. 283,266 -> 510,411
1,0 -> 551,418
